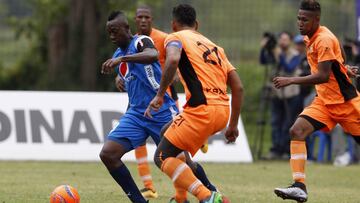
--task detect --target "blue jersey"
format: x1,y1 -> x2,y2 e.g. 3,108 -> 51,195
112,35 -> 176,117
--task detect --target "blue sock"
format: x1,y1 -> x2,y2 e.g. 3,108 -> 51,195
109,164 -> 147,203
194,162 -> 217,191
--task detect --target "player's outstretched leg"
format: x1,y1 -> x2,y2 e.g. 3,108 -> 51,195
183,152 -> 217,191
154,137 -> 227,203
100,140 -> 148,203
135,144 -> 158,199
274,117 -> 314,202
168,152 -> 217,203
169,152 -> 190,203
160,122 -> 190,203
159,122 -> 217,203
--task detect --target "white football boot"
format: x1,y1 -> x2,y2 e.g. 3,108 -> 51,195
274,182 -> 308,202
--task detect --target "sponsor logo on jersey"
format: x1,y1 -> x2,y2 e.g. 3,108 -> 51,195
119,62 -> 129,78
144,65 -> 160,89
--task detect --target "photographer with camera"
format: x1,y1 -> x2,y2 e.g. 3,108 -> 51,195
260,32 -> 278,65
259,31 -> 304,160
343,38 -> 360,91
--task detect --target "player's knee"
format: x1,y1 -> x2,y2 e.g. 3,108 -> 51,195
99,149 -> 124,171
289,125 -> 306,141
99,149 -> 120,166
99,150 -> 111,164
154,146 -> 175,169
154,137 -> 181,169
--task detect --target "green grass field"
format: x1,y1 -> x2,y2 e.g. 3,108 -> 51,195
0,161 -> 359,203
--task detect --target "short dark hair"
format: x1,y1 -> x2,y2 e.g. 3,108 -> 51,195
137,4 -> 152,13
300,0 -> 321,14
172,4 -> 196,27
108,10 -> 125,21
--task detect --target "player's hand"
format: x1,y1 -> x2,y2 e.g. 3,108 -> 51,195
346,65 -> 359,78
273,77 -> 293,89
101,57 -> 122,74
225,125 -> 239,143
144,95 -> 164,118
115,75 -> 126,92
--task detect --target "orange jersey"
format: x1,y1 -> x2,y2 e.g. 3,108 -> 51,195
150,28 -> 168,69
165,30 -> 236,107
149,28 -> 178,102
304,26 -> 358,104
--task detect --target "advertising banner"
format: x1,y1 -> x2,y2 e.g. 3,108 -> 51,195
0,91 -> 252,162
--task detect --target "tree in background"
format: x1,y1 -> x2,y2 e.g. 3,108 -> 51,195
1,0 -> 161,91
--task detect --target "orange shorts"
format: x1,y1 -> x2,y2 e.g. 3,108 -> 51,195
300,96 -> 360,136
164,104 -> 230,156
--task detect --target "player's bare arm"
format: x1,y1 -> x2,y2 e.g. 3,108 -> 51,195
144,45 -> 180,117
225,70 -> 244,143
101,48 -> 158,74
122,47 -> 158,64
273,60 -> 332,88
156,45 -> 181,97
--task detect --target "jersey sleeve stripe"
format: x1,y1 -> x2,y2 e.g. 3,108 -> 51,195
166,40 -> 182,49
134,35 -> 155,51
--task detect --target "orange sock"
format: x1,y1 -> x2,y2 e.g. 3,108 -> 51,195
161,157 -> 211,201
135,145 -> 154,190
174,182 -> 188,203
290,141 -> 307,184
173,152 -> 188,202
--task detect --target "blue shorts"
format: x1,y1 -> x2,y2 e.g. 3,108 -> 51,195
107,106 -> 177,151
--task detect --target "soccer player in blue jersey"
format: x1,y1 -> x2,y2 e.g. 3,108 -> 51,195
100,11 -> 217,203
99,11 -> 178,203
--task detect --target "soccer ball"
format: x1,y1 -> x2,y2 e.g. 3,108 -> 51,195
50,185 -> 80,203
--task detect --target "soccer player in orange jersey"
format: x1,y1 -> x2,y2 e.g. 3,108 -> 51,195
131,5 -> 170,199
116,5 -> 214,201
145,4 -> 244,203
273,0 -> 360,202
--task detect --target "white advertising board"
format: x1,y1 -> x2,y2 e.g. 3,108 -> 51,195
0,91 -> 252,162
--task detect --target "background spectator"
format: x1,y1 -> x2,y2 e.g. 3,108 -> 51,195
260,31 -> 304,160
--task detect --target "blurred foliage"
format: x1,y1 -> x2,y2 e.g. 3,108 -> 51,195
0,2 -> 6,20
0,0 -> 356,94
1,0 -> 66,90
7,0 -> 68,39
0,0 -> 161,91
